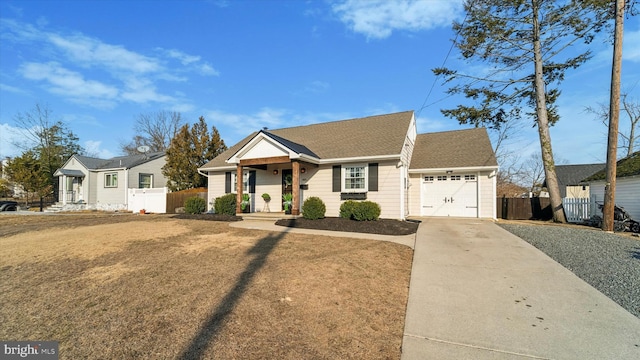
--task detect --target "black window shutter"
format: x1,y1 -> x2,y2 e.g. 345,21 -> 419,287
249,171 -> 256,193
368,163 -> 378,192
332,165 -> 341,192
225,172 -> 231,193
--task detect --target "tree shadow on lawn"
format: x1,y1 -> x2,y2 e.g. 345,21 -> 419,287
630,247 -> 640,260
176,229 -> 288,360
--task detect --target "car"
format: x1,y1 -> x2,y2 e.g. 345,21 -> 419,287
0,200 -> 18,211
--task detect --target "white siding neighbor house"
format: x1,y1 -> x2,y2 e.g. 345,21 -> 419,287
54,152 -> 167,211
199,111 -> 498,220
586,151 -> 640,220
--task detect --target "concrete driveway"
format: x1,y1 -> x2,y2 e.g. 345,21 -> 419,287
402,217 -> 640,360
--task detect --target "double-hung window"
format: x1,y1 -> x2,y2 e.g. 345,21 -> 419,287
139,174 -> 153,188
343,164 -> 366,192
105,173 -> 118,188
233,172 -> 249,193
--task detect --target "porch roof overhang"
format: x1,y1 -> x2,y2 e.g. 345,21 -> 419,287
226,131 -> 320,166
54,169 -> 85,177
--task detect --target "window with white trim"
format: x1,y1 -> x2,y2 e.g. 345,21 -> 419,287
464,174 -> 476,181
139,174 -> 153,188
233,172 -> 249,193
437,175 -> 447,181
343,164 -> 367,192
105,173 -> 118,188
424,176 -> 434,182
451,175 -> 461,181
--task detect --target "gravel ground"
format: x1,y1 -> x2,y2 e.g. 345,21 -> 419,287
499,223 -> 640,318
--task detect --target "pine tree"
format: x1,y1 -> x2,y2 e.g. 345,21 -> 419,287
162,116 -> 227,191
433,0 -> 611,223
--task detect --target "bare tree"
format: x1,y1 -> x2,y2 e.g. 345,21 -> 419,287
586,92 -> 640,158
120,110 -> 184,155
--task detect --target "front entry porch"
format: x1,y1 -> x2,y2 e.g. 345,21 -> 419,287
234,156 -> 317,216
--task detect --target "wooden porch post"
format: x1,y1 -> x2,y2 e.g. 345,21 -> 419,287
236,164 -> 243,214
292,161 -> 300,215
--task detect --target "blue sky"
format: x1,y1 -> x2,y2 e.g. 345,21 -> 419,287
1,0 -> 639,166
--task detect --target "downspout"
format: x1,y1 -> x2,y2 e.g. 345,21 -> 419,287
124,168 -> 129,209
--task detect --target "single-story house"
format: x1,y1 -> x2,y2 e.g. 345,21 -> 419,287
550,163 -> 605,198
54,152 -> 167,211
199,111 -> 498,220
584,151 -> 640,220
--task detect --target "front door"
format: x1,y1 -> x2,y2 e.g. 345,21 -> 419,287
282,169 -> 292,211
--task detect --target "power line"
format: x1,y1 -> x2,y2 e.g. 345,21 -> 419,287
416,12 -> 468,119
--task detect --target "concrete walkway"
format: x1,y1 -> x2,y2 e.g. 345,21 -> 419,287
230,219 -> 416,248
402,217 -> 640,360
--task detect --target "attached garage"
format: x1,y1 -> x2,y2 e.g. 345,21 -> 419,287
421,174 -> 478,217
408,128 -> 498,219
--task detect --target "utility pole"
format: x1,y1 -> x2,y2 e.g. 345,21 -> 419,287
603,0 -> 625,232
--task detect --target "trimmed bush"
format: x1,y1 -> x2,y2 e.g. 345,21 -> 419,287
214,193 -> 237,215
352,201 -> 381,221
339,200 -> 381,221
185,196 -> 206,214
339,200 -> 358,219
302,197 -> 326,220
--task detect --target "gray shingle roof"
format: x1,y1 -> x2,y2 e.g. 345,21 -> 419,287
74,152 -> 165,170
555,163 -> 605,185
409,128 -> 497,169
201,111 -> 414,169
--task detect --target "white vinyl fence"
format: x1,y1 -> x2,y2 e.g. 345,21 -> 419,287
562,197 -> 594,223
128,187 -> 168,214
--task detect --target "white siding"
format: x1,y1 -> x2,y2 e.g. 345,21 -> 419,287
207,171 -> 228,212
590,176 -> 640,220
408,173 -> 422,216
478,170 -> 495,218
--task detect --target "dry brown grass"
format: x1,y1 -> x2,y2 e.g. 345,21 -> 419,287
0,214 -> 413,359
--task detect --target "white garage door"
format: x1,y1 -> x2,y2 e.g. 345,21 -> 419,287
422,174 -> 478,217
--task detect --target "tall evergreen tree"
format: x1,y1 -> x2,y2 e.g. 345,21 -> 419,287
162,116 -> 227,191
433,0 -> 611,223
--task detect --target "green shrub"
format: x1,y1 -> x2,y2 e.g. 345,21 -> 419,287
185,196 -> 206,214
339,200 -> 358,219
214,193 -> 237,215
352,201 -> 381,221
302,197 -> 326,220
339,200 -> 381,221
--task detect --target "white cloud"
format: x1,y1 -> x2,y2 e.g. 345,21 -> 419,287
0,83 -> 27,94
20,62 -> 119,103
48,33 -> 161,73
83,140 -> 115,159
2,19 -> 221,108
206,108 -> 291,135
332,0 -> 464,39
0,123 -> 22,158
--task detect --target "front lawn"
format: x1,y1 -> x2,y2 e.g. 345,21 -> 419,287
0,214 -> 412,359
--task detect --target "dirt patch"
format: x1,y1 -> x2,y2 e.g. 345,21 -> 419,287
0,215 -> 412,359
276,217 -> 419,236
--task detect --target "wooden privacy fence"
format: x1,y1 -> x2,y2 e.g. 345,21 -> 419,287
497,197 -> 596,222
496,197 -> 552,220
166,188 -> 208,213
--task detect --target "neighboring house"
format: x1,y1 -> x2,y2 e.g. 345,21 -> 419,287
199,111 -> 498,220
550,163 -> 605,198
584,151 -> 640,220
54,152 -> 167,211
